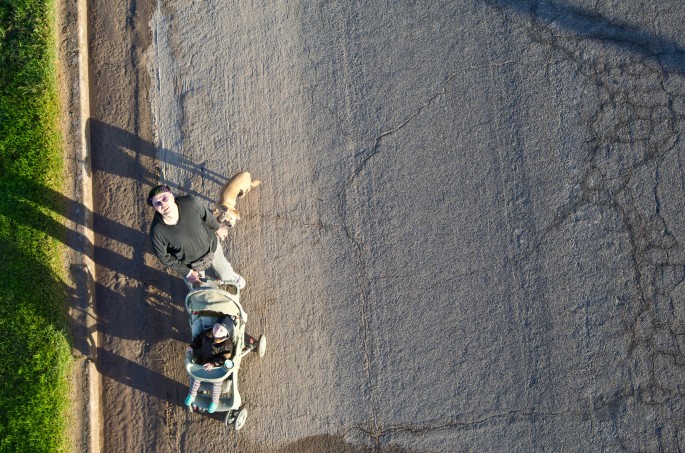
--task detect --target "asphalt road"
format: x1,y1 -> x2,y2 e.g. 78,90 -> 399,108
89,1 -> 685,451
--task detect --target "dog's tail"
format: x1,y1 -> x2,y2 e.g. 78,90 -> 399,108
251,179 -> 261,189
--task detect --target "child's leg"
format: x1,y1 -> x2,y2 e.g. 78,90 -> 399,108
185,378 -> 202,406
189,378 -> 201,396
211,382 -> 222,403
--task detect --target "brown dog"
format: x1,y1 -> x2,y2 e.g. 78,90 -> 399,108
213,172 -> 261,227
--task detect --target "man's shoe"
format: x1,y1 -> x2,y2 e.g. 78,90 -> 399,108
208,402 -> 218,413
232,274 -> 246,289
184,393 -> 195,406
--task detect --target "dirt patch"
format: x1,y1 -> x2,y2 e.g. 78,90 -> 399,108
55,0 -> 93,450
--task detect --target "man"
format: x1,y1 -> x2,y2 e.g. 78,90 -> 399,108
148,184 -> 245,289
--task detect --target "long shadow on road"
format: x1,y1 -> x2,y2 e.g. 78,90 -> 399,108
89,118 -> 228,201
88,118 -> 243,410
484,0 -> 685,74
96,347 -> 187,407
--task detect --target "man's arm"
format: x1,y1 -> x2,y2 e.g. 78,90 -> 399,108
195,197 -> 220,231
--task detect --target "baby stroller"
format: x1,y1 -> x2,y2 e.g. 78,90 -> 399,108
184,279 -> 266,430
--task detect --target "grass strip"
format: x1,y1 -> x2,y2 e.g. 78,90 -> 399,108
0,0 -> 72,452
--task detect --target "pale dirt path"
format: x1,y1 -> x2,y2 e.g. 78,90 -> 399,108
85,0 -> 176,451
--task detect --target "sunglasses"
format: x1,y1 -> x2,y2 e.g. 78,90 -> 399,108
152,195 -> 170,207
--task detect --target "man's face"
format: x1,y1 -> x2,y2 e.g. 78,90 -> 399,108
151,191 -> 174,216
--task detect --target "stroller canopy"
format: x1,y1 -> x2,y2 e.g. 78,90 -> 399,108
185,288 -> 247,323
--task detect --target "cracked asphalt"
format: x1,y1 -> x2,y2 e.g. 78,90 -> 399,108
89,0 -> 685,451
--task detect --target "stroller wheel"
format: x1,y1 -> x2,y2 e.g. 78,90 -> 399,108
258,335 -> 267,358
234,408 -> 248,430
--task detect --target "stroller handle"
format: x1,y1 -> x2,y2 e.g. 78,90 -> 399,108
194,277 -> 241,292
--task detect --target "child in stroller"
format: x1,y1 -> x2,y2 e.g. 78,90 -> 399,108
184,316 -> 235,413
183,279 -> 265,429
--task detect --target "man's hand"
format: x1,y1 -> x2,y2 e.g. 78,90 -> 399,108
203,362 -> 215,371
216,224 -> 229,241
187,270 -> 202,285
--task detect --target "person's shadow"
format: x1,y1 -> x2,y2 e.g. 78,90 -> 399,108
53,118 -> 236,405
86,117 -> 236,343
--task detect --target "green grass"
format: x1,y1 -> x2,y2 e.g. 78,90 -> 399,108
0,0 -> 72,452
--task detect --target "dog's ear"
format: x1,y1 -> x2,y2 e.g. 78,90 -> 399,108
213,205 -> 227,222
